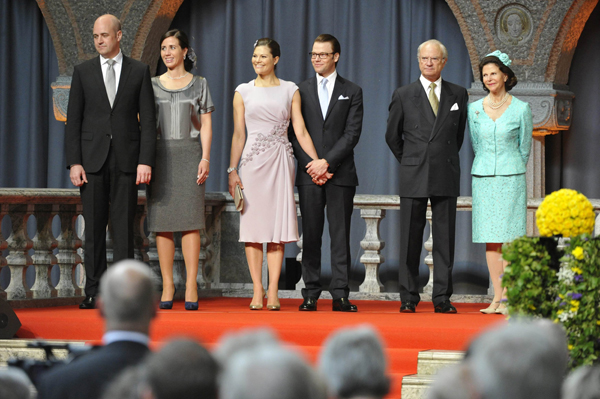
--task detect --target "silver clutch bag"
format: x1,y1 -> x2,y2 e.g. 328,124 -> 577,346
234,184 -> 244,212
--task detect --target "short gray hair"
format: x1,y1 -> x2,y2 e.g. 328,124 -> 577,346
417,39 -> 448,60
0,367 -> 32,399
99,259 -> 156,330
318,325 -> 390,399
562,365 -> 600,399
465,319 -> 568,399
214,327 -> 279,366
220,346 -> 327,399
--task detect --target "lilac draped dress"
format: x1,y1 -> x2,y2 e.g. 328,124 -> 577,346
235,79 -> 300,244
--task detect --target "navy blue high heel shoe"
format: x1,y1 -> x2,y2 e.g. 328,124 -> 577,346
160,288 -> 176,310
185,301 -> 198,311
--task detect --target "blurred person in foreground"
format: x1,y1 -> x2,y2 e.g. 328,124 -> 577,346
36,260 -> 157,399
562,365 -> 600,399
0,367 -> 32,399
318,325 -> 390,399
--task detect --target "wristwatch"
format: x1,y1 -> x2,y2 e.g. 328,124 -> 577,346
227,167 -> 238,174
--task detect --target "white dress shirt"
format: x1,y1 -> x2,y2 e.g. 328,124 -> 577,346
317,69 -> 338,103
419,74 -> 442,103
100,50 -> 123,93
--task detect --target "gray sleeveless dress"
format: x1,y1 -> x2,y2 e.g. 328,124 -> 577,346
146,76 -> 215,232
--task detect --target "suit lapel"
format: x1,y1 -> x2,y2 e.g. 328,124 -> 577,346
324,75 -> 345,120
410,81 -> 436,127
307,77 -> 321,115
92,56 -> 112,109
112,55 -> 131,108
430,80 -> 457,140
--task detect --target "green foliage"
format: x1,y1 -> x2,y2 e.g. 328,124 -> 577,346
501,235 -> 600,369
502,236 -> 558,318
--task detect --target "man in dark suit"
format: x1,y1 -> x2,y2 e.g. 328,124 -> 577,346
36,259 -> 157,399
385,39 -> 468,314
290,34 -> 363,312
65,14 -> 156,309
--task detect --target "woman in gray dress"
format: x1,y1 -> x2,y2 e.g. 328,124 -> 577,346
147,29 -> 214,311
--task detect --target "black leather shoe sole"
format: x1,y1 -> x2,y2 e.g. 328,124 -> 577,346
400,302 -> 416,313
434,301 -> 457,314
79,297 -> 96,309
299,298 -> 318,311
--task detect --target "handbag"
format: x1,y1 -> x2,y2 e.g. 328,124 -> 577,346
234,184 -> 244,211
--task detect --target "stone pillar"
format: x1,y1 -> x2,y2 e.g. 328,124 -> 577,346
5,205 -> 34,300
30,204 -> 59,299
36,0 -> 186,121
359,209 -> 386,293
447,0 -> 598,198
0,204 -> 8,300
55,204 -> 83,297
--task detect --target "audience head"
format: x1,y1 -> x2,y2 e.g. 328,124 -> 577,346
318,325 -> 390,399
479,53 -> 517,92
100,365 -> 148,399
464,319 -> 568,399
98,259 -> 157,334
214,327 -> 279,366
562,365 -> 600,399
220,345 -> 327,399
0,367 -> 32,399
416,39 -> 448,82
145,339 -> 219,399
160,29 -> 194,71
426,364 -> 478,399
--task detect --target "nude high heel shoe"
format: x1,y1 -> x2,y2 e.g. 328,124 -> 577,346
480,302 -> 500,314
249,289 -> 266,310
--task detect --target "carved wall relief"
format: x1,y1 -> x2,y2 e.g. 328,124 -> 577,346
496,4 -> 533,46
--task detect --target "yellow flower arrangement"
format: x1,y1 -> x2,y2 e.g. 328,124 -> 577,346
536,189 -> 595,237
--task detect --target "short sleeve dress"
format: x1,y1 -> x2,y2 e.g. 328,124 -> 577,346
235,79 -> 299,244
146,75 -> 215,232
468,96 -> 533,243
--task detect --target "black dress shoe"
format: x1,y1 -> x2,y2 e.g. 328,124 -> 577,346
299,297 -> 318,311
79,296 -> 96,309
400,301 -> 417,313
434,300 -> 457,314
332,298 -> 357,312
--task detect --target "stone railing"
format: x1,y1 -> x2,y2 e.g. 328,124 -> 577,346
1,189 -> 599,306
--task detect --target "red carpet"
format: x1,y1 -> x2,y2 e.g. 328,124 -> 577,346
14,298 -> 506,398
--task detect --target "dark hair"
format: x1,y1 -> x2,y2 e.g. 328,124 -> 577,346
161,29 -> 194,71
254,38 -> 281,69
314,34 -> 341,65
479,56 -> 517,92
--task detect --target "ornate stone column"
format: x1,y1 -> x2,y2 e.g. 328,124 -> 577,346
36,0 -> 185,121
0,204 -> 8,301
30,204 -> 58,299
5,205 -> 34,300
55,204 -> 83,297
359,209 -> 386,293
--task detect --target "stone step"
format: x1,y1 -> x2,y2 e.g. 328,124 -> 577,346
401,350 -> 465,398
0,339 -> 88,366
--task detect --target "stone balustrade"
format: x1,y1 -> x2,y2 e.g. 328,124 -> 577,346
1,189 -> 599,306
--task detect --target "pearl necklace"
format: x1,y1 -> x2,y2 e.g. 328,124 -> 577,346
487,92 -> 509,109
166,72 -> 189,80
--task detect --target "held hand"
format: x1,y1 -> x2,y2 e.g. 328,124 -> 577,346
228,170 -> 243,197
312,172 -> 333,186
136,165 -> 152,185
69,164 -> 88,187
306,159 -> 329,179
197,160 -> 210,185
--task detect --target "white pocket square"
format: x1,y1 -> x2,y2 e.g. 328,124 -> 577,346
338,95 -> 349,100
450,103 -> 459,111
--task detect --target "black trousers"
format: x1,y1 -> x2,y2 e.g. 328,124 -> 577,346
399,196 -> 456,306
80,147 -> 137,297
298,183 -> 356,300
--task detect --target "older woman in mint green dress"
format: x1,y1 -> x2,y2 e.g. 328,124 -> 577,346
468,51 -> 533,315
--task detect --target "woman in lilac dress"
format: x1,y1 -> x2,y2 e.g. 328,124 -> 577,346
228,38 -> 327,310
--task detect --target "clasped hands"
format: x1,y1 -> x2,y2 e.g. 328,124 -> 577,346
306,159 -> 332,186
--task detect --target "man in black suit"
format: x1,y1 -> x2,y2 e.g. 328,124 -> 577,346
36,259 -> 157,399
290,34 -> 363,312
65,14 -> 156,309
385,39 -> 468,314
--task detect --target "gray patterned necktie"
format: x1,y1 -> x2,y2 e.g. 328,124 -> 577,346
319,78 -> 329,119
429,82 -> 439,116
105,59 -> 116,107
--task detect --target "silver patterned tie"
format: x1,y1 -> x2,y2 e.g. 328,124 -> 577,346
429,82 -> 439,116
105,59 -> 116,107
319,77 -> 329,119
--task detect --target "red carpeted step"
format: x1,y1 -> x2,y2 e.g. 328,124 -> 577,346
14,298 -> 505,399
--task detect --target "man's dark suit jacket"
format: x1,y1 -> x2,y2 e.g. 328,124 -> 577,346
290,74 -> 363,185
36,341 -> 150,399
385,79 -> 468,197
65,55 -> 156,173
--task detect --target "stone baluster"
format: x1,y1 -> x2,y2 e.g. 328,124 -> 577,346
0,204 -> 8,300
30,204 -> 58,299
359,209 -> 386,293
134,203 -> 149,264
173,233 -> 185,296
55,204 -> 83,297
5,204 -> 34,300
146,232 -> 163,291
295,205 -> 305,290
200,205 -> 215,289
423,205 -> 434,294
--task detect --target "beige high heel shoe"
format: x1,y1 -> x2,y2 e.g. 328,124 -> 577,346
267,298 -> 280,311
480,302 -> 500,314
249,289 -> 266,310
495,303 -> 508,315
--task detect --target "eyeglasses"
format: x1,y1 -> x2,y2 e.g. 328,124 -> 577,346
309,52 -> 335,59
420,57 -> 444,64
